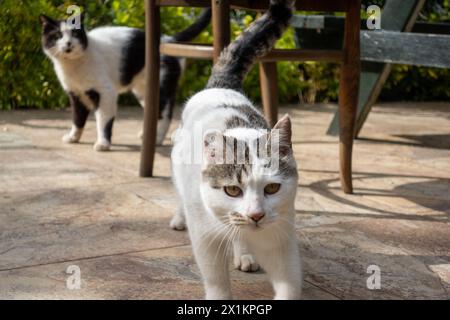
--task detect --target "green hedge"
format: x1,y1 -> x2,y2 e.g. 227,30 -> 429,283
0,0 -> 448,110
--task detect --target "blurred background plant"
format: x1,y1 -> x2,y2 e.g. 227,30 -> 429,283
0,0 -> 448,110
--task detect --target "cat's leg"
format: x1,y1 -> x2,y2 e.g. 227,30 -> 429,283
155,100 -> 173,145
253,231 -> 302,300
93,91 -> 117,152
170,206 -> 186,231
132,88 -> 172,146
63,92 -> 89,143
155,56 -> 180,145
132,89 -> 145,140
190,229 -> 232,299
132,58 -> 178,145
233,239 -> 259,272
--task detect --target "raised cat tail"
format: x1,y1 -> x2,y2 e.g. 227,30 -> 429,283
172,8 -> 212,42
206,0 -> 295,91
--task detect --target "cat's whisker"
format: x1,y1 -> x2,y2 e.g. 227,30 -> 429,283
213,225 -> 235,265
277,217 -> 297,230
199,223 -> 230,252
273,224 -> 294,249
197,221 -> 230,252
198,221 -> 235,254
223,226 -> 238,261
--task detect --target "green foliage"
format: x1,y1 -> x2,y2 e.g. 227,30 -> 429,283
0,0 -> 65,109
0,1 -> 449,110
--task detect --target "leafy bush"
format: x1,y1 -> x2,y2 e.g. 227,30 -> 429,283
380,0 -> 450,102
0,0 -> 449,110
0,0 -> 66,109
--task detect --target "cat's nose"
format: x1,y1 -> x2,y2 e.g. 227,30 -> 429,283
249,212 -> 265,223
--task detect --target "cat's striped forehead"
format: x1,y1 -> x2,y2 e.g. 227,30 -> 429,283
202,133 -> 297,187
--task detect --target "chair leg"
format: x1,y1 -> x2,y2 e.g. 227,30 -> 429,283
338,0 -> 360,193
212,0 -> 230,62
259,62 -> 278,128
140,0 -> 160,177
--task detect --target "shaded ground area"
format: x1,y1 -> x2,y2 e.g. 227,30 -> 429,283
0,102 -> 449,299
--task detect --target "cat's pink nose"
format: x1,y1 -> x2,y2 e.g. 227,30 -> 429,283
249,212 -> 265,223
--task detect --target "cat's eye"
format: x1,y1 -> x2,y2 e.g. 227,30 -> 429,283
224,186 -> 243,198
264,183 -> 281,195
52,31 -> 62,39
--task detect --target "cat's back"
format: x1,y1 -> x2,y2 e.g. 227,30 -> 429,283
181,88 -> 254,130
85,26 -> 145,88
88,26 -> 140,48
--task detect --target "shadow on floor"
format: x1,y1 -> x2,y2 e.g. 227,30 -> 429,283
358,133 -> 450,150
300,169 -> 450,223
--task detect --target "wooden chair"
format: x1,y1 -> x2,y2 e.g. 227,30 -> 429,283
140,0 -> 361,194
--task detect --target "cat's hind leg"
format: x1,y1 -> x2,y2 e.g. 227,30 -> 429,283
170,206 -> 186,231
132,88 -> 146,140
132,57 -> 179,145
155,102 -> 173,146
93,90 -> 118,152
132,87 -> 173,146
63,92 -> 90,144
233,239 -> 260,272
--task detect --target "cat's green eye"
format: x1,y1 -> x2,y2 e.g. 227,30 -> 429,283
264,183 -> 281,195
224,186 -> 243,198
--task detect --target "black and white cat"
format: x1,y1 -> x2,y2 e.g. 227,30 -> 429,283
171,0 -> 301,299
39,10 -> 211,151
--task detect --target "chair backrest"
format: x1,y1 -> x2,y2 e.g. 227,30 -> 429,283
156,0 -> 352,12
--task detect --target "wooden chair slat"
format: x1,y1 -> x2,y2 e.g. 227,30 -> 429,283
160,43 -> 344,62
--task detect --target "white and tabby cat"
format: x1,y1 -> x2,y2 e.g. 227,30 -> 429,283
171,0 -> 301,299
39,10 -> 211,151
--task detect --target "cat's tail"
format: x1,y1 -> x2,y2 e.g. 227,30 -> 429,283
172,9 -> 212,42
206,0 -> 294,91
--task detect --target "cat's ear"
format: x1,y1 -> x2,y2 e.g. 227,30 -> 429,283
39,14 -> 57,28
203,130 -> 224,166
270,114 -> 293,156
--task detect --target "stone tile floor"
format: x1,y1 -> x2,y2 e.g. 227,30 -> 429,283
0,102 -> 449,299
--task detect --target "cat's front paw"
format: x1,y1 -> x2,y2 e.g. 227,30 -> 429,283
62,131 -> 82,143
139,130 -> 164,146
170,214 -> 186,231
156,133 -> 165,146
234,254 -> 260,272
93,141 -> 111,152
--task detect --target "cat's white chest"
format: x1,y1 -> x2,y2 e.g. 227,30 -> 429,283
54,59 -> 93,93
